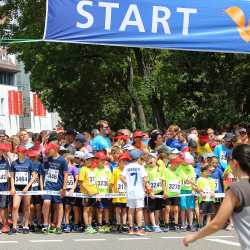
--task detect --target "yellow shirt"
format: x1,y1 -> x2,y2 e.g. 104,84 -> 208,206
197,143 -> 212,156
78,166 -> 98,195
112,167 -> 127,203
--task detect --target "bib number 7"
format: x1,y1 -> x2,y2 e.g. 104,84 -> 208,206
130,172 -> 138,186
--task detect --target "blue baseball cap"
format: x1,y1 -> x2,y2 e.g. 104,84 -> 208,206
129,149 -> 144,160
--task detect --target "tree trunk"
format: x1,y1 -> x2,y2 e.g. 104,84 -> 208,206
129,105 -> 136,131
126,56 -> 147,130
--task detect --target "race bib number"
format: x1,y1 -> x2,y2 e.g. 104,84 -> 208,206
0,170 -> 8,184
220,152 -> 227,164
47,169 -> 59,183
117,180 -> 126,193
96,176 -> 108,188
150,180 -> 162,190
67,175 -> 74,189
88,172 -> 95,185
32,177 -> 39,188
204,187 -> 211,201
168,181 -> 181,193
15,172 -> 28,185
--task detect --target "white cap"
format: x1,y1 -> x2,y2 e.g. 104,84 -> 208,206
74,151 -> 85,160
83,152 -> 95,160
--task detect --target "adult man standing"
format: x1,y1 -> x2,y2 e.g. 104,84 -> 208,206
91,120 -> 111,153
213,133 -> 234,171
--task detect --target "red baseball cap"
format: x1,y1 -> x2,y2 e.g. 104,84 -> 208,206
0,143 -> 11,152
16,145 -> 27,154
27,150 -> 40,158
45,143 -> 59,154
95,151 -> 106,160
114,135 -> 128,142
170,156 -> 183,166
118,152 -> 132,161
199,135 -> 209,144
133,131 -> 144,138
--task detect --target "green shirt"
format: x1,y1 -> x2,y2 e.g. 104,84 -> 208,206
146,165 -> 165,194
94,167 -> 112,194
176,164 -> 196,191
165,167 -> 182,197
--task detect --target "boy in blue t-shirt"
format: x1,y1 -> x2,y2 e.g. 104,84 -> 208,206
42,143 -> 68,234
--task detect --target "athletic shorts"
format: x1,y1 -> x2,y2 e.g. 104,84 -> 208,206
145,197 -> 163,211
200,202 -> 214,215
165,197 -> 179,206
63,197 -> 76,206
0,195 -> 9,209
127,199 -> 144,209
180,190 -> 195,210
113,203 -> 127,208
42,195 -> 63,204
15,185 -> 28,192
82,198 -> 96,207
31,195 -> 42,205
95,199 -> 112,209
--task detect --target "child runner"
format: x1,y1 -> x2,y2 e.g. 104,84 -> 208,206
145,154 -> 166,233
42,143 -> 68,234
0,144 -> 11,233
28,150 -> 44,232
176,152 -> 196,232
120,149 -> 148,236
63,154 -> 79,233
94,152 -> 112,233
9,145 -> 38,235
197,167 -> 216,228
78,152 -> 98,234
164,154 -> 182,232
112,152 -> 130,233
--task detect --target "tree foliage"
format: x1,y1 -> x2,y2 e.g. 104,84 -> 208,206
1,0 -> 250,131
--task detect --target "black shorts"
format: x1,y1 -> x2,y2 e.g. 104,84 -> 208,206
165,197 -> 179,206
63,197 -> 76,206
0,195 -> 9,209
15,185 -> 27,192
200,202 -> 214,215
82,198 -> 96,207
145,197 -> 163,211
31,195 -> 42,205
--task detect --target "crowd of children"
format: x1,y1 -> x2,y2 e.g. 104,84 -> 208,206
0,121 -> 248,235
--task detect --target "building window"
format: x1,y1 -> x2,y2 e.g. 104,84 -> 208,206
0,97 -> 4,115
0,72 -> 14,85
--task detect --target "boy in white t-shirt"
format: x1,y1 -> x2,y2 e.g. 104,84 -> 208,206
120,149 -> 148,236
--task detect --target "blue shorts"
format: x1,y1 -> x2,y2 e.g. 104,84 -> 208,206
42,195 -> 63,204
180,190 -> 195,209
95,199 -> 111,209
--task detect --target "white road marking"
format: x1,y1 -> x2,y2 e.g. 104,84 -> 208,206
73,239 -> 107,242
30,240 -> 64,243
118,237 -> 150,240
206,239 -> 240,247
0,241 -> 18,244
160,236 -> 184,239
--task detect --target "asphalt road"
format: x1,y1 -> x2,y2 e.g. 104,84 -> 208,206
0,230 -> 240,250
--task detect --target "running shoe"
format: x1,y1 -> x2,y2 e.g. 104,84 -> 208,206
85,226 -> 97,234
23,227 -> 30,234
188,225 -> 196,232
55,227 -> 63,234
8,228 -> 17,235
97,226 -> 106,233
72,224 -> 80,233
1,224 -> 10,233
152,226 -> 162,233
41,225 -> 49,234
63,224 -> 71,233
128,229 -> 135,235
162,225 -> 170,232
180,225 -> 187,232
136,229 -> 146,236
103,225 -> 112,233
144,226 -> 152,232
173,225 -> 180,233
48,226 -> 57,233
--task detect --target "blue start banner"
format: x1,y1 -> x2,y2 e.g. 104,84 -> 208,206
44,0 -> 250,53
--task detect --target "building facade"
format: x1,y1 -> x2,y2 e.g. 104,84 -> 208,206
0,48 -> 60,135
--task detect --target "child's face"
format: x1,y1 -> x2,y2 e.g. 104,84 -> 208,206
97,159 -> 105,168
74,157 -> 82,165
201,170 -> 209,177
211,158 -> 218,168
146,157 -> 156,167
